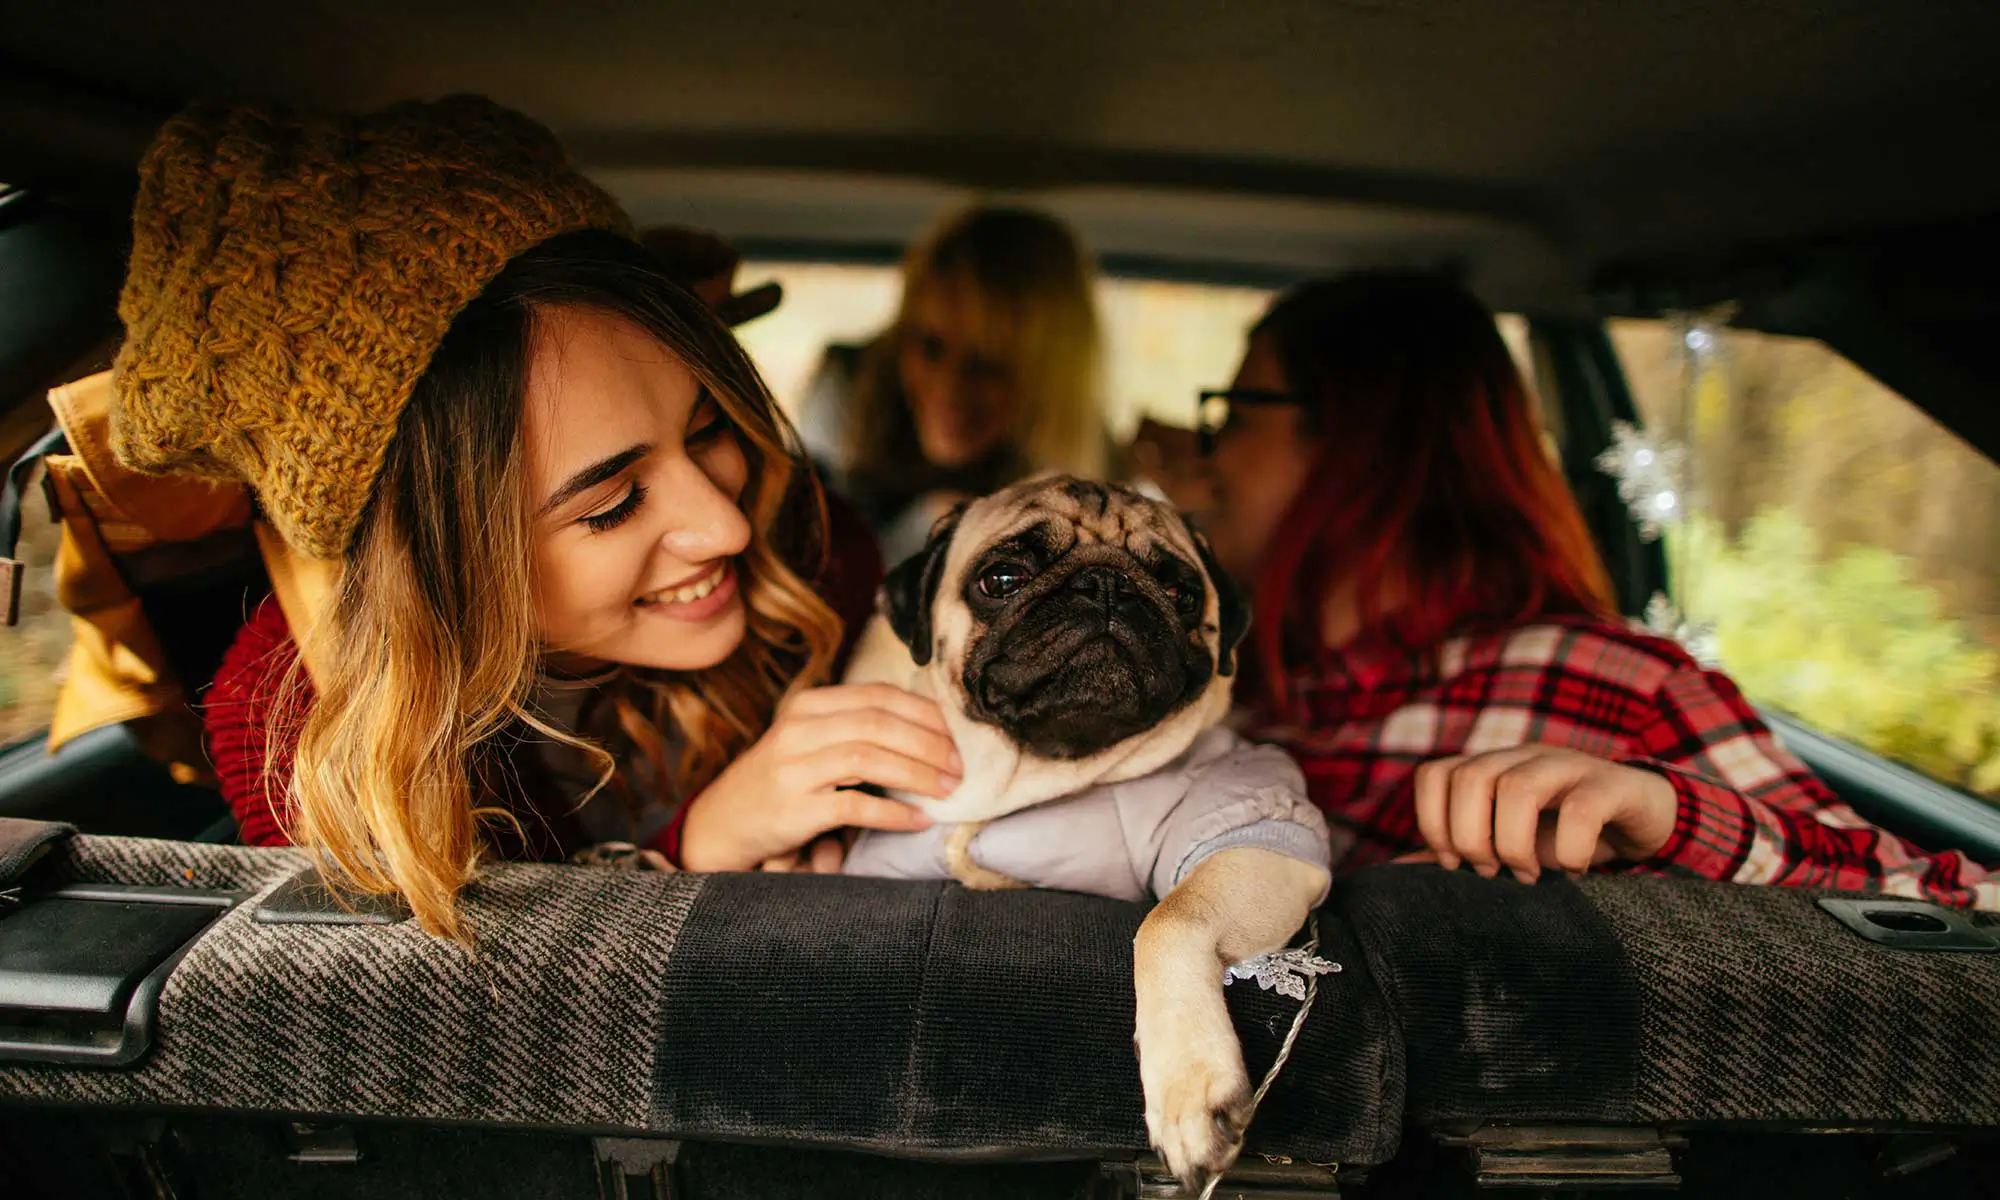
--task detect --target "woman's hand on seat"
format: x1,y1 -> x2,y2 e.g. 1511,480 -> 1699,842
677,684 -> 959,873
1398,745 -> 1678,883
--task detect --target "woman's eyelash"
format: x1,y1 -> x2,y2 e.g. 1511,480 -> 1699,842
582,481 -> 647,533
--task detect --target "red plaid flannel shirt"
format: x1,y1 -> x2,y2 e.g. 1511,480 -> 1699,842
1246,615 -> 1998,909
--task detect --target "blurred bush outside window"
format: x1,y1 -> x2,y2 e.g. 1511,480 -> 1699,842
1611,319 -> 2000,801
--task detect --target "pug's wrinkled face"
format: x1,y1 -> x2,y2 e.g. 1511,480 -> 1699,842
884,476 -> 1248,764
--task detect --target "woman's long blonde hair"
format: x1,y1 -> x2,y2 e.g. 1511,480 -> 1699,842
846,205 -> 1107,484
278,231 -> 841,940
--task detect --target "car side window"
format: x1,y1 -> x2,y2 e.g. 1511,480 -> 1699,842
732,260 -> 1277,440
733,257 -> 1546,449
1,456 -> 71,747
1609,319 -> 1999,802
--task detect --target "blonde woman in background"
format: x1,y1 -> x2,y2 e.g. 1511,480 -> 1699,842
801,205 -> 1112,562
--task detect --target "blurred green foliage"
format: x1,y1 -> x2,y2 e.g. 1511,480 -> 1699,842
1613,317 -> 1999,804
1677,511 -> 2000,798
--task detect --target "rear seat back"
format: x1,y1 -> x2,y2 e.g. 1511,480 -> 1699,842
0,833 -> 1403,1165
4,832 -> 1999,1196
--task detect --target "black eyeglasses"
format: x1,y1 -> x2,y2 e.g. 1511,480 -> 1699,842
1195,388 -> 1306,455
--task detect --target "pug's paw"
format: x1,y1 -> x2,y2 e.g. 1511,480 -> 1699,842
1135,986 -> 1251,1192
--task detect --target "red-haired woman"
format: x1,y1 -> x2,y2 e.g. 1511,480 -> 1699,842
1183,272 -> 1995,905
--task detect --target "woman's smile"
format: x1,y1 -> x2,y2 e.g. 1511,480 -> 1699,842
635,559 -> 739,622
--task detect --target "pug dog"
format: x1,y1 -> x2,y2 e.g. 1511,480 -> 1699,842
841,475 -> 1337,1191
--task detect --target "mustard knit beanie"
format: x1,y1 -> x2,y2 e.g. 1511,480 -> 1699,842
109,95 -> 633,559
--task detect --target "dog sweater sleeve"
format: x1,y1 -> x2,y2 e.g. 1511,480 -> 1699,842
1144,728 -> 1339,903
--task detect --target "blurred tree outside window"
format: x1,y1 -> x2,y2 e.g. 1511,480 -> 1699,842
1,458 -> 68,747
1610,320 -> 2000,801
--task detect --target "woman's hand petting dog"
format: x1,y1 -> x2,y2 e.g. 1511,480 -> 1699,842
678,683 -> 958,873
1396,745 -> 1678,882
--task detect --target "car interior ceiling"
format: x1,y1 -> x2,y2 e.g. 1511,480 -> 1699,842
0,0 -> 1996,452
2,5 -> 1999,1198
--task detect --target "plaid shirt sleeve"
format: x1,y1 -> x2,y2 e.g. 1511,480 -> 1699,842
1622,660 -> 1999,908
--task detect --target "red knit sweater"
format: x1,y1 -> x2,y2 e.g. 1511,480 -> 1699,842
203,490 -> 884,864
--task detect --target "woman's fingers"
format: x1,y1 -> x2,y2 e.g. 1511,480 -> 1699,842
1552,784 -> 1620,875
789,740 -> 959,801
1446,760 -> 1499,876
1442,747 -> 1544,876
761,799 -> 915,874
786,683 -> 952,735
825,788 -> 935,834
1412,757 -> 1464,870
1491,754 -> 1590,884
1417,747 -> 1589,880
807,834 -> 845,875
1533,819 -> 1567,874
788,708 -> 962,778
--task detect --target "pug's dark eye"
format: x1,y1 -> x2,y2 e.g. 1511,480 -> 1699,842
978,563 -> 1032,600
1166,583 -> 1201,616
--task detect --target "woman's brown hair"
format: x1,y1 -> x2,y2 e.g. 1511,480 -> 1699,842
1247,271 -> 1617,714
280,231 -> 841,939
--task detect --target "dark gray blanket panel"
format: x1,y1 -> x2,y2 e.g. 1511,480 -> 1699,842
0,835 -> 699,1132
1579,875 -> 2000,1126
1339,865 -> 1639,1124
652,873 -> 1402,1163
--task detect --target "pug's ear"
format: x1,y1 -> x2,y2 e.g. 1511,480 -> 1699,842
881,502 -> 968,667
1186,520 -> 1251,677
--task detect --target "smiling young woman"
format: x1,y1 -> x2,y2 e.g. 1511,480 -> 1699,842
117,98 -> 956,939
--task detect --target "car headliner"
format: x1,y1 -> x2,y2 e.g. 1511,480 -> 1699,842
0,1 -> 1996,453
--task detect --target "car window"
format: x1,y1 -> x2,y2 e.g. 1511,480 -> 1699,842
1609,318 -> 2000,802
1,459 -> 70,747
728,262 -> 903,423
734,259 -> 1541,438
733,260 -> 1272,439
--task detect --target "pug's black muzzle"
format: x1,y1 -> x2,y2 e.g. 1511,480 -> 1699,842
962,546 -> 1214,760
